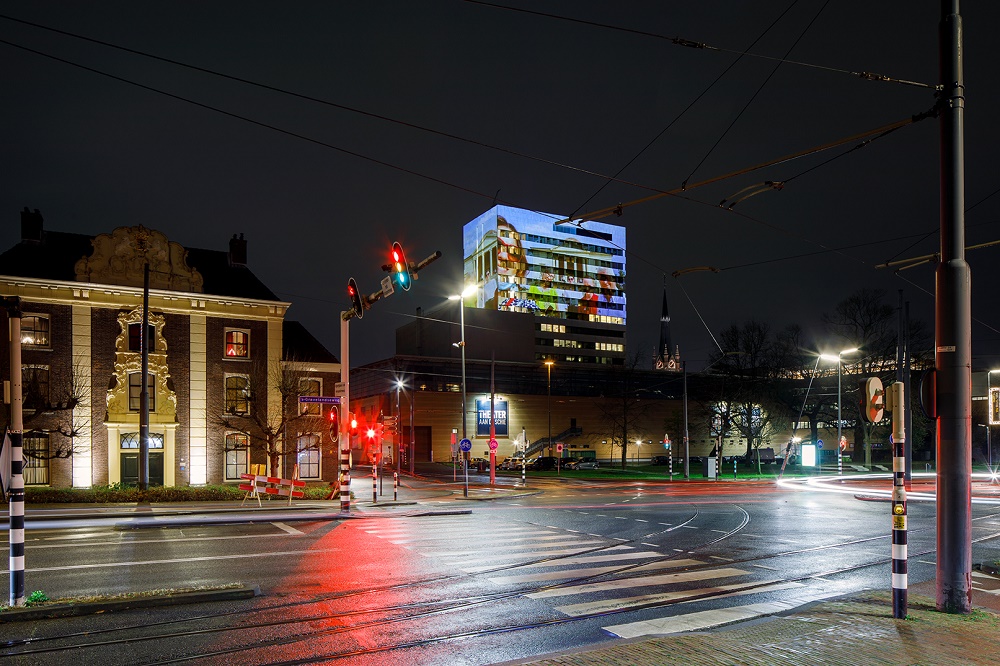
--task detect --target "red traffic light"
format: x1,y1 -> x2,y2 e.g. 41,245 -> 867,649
349,412 -> 358,437
328,406 -> 339,443
390,241 -> 411,292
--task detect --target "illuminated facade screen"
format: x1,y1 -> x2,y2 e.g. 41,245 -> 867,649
462,206 -> 626,324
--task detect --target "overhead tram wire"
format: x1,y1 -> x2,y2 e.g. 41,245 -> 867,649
463,0 -> 936,90
0,13 -> 659,197
565,0 -> 804,219
558,107 -> 937,228
682,0 -> 832,189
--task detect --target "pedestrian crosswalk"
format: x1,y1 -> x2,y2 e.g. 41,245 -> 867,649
360,515 -> 816,637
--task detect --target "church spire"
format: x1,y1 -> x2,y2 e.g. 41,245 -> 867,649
654,278 -> 681,371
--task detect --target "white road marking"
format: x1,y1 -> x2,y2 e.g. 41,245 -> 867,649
752,564 -> 779,571
604,597 -> 818,638
527,567 -> 748,600
26,532 -> 291,549
270,522 -> 303,535
6,548 -> 340,574
490,559 -> 695,584
557,580 -> 804,616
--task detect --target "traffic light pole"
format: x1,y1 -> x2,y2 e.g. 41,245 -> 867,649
338,314 -> 352,514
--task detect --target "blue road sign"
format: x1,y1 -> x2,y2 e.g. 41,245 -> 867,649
459,438 -> 472,452
816,439 -> 824,449
298,396 -> 342,404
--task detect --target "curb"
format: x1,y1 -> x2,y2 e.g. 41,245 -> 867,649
0,584 -> 261,623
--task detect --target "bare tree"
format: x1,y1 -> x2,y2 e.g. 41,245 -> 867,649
821,288 -> 931,466
212,356 -> 320,477
593,352 -> 654,469
708,320 -> 788,470
4,361 -> 91,461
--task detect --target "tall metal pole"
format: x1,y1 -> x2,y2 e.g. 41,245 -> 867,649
936,0 -> 972,614
836,354 -> 843,476
6,298 -> 25,606
409,384 -> 415,474
396,381 -> 401,474
139,263 -> 149,490
683,361 -> 690,479
459,301 -> 468,498
546,361 -> 552,457
339,315 -> 351,513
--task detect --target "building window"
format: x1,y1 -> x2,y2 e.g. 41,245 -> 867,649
225,375 -> 250,414
297,433 -> 321,479
225,329 -> 250,358
128,323 -> 155,352
23,433 -> 50,485
21,315 -> 50,348
22,365 -> 49,411
128,372 -> 156,411
298,378 -> 322,415
225,432 -> 249,481
120,432 -> 164,449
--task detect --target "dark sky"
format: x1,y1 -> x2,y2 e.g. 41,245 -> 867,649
3,1 -> 999,370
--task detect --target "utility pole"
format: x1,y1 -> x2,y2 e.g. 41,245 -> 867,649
936,0 -> 972,614
4,296 -> 25,606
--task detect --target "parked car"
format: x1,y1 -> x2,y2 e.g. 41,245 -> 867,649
650,455 -> 671,466
562,457 -> 581,470
529,456 -> 560,471
575,459 -> 600,469
499,457 -> 525,470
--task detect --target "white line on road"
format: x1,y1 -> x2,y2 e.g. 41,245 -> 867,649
528,567 -> 747,600
271,522 -> 303,535
3,548 -> 340,575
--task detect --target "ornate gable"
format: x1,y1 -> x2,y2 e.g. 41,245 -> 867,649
74,225 -> 204,292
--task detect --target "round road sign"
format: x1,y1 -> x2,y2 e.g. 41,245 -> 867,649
488,438 -> 499,451
556,443 -> 563,452
459,438 -> 472,452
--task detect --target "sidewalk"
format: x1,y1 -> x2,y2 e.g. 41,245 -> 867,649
516,589 -> 1000,665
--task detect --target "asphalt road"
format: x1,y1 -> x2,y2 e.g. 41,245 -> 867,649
4,476 -> 1000,665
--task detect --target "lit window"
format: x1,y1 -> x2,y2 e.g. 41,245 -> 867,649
21,315 -> 50,348
128,372 -> 156,411
297,433 -> 321,479
299,378 -> 321,415
225,375 -> 250,414
120,432 -> 164,449
23,433 -> 49,485
225,433 -> 249,481
225,329 -> 249,358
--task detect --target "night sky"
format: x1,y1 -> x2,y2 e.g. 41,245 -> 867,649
3,2 -> 999,370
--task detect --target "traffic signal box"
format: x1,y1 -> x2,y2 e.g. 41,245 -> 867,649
390,242 -> 411,291
327,405 -> 339,443
347,277 -> 365,318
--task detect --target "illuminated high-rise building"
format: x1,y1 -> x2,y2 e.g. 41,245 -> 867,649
462,205 -> 626,365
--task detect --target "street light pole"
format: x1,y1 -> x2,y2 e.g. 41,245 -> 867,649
545,360 -> 553,459
449,285 -> 476,498
821,348 -> 858,476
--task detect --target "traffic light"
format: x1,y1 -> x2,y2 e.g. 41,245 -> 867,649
348,277 -> 365,319
327,405 -> 339,443
349,412 -> 358,437
390,242 -> 411,291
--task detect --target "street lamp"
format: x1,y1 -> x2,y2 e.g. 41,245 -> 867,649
449,284 -> 476,497
544,360 -> 554,460
820,347 -> 859,476
635,438 -> 642,466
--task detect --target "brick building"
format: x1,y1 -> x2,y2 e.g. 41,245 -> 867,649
1,210 -> 339,488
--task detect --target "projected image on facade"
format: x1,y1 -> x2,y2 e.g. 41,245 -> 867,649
462,206 -> 626,324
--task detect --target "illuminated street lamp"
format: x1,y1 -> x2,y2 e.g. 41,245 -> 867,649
449,284 -> 476,497
545,360 -> 554,460
820,347 -> 859,476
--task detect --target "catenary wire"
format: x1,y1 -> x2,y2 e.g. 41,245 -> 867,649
683,0 -> 832,188
463,0 -> 935,89
566,0 -> 803,219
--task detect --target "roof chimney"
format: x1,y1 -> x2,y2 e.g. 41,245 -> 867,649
228,233 -> 247,267
21,207 -> 43,243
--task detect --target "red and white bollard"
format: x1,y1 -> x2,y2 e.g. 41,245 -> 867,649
393,471 -> 398,501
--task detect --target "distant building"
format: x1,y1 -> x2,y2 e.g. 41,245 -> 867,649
1,209 -> 339,489
653,285 -> 682,371
462,205 -> 626,365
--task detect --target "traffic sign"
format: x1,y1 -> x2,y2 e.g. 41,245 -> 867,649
298,396 -> 342,404
488,438 -> 498,451
556,443 -> 563,453
459,438 -> 472,452
816,439 -> 824,449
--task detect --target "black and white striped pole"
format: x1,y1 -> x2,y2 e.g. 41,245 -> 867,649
888,381 -> 908,618
4,296 -> 25,607
393,471 -> 398,501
